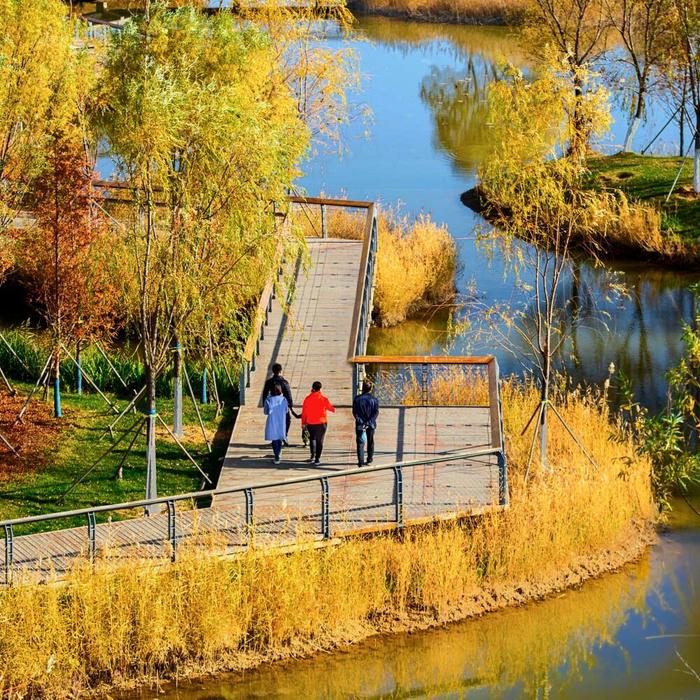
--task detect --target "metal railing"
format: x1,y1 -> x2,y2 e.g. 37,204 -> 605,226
1,445 -> 504,584
350,355 -> 508,507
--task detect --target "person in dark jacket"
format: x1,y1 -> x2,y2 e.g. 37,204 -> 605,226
262,363 -> 293,444
352,380 -> 379,467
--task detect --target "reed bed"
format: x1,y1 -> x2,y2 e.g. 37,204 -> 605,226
351,0 -> 528,24
0,379 -> 654,698
292,203 -> 457,327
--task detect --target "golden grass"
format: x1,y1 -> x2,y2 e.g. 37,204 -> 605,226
352,0 -> 529,24
291,203 -> 457,327
0,379 -> 654,698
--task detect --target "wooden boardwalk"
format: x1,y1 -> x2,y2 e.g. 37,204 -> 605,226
1,199 -> 507,583
218,230 -> 500,515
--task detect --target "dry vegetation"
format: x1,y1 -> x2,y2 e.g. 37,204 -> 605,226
0,380 -> 654,698
292,203 -> 457,326
350,0 -> 529,25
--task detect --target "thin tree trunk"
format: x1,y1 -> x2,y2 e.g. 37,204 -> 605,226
53,348 -> 62,418
623,90 -> 644,153
694,106 -> 700,194
201,366 -> 208,405
145,363 -> 158,514
172,337 -> 183,438
76,339 -> 82,396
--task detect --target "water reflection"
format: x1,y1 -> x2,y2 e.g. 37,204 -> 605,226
145,503 -> 700,699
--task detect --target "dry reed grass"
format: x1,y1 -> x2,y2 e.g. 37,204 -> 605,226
351,0 -> 528,24
0,379 -> 654,699
291,203 -> 457,327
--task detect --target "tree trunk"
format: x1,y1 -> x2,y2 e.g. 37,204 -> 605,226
694,106 -> 700,194
53,349 -> 62,418
145,363 -> 158,514
172,338 -> 183,438
76,339 -> 82,396
623,91 -> 644,153
201,366 -> 208,405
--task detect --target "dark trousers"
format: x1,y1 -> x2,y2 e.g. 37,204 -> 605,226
355,427 -> 375,466
285,412 -> 291,439
307,423 -> 327,461
271,439 -> 283,460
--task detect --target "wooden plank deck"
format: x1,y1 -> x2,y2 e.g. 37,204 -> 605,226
217,236 -> 499,512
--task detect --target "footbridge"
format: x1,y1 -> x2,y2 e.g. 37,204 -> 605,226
0,197 -> 507,584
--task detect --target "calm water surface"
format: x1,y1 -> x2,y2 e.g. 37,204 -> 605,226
300,17 -> 700,412
151,19 -> 700,699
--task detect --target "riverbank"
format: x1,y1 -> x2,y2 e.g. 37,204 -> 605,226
464,152 -> 700,268
349,0 -> 526,25
0,380 -> 655,698
585,152 -> 700,264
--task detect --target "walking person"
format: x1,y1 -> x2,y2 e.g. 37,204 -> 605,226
301,381 -> 335,466
352,380 -> 379,467
264,384 -> 288,465
262,363 -> 293,445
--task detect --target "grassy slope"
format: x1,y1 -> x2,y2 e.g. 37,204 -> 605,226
586,153 -> 699,243
0,384 -> 233,533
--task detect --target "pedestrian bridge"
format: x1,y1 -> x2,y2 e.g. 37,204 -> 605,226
0,196 -> 507,583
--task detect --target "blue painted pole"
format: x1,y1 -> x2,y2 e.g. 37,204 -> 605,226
54,376 -> 62,418
201,367 -> 208,405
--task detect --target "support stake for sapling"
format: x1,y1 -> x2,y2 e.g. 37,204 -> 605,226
184,364 -> 211,452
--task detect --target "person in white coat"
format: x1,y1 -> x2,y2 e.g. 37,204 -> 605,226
264,384 -> 289,465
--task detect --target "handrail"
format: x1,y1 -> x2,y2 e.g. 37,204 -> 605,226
350,355 -> 496,365
0,446 -> 499,530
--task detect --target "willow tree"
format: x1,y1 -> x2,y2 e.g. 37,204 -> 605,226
605,0 -> 673,152
0,0 -> 76,234
525,0 -> 608,159
478,65 -> 616,472
672,0 -> 700,192
96,4 -> 307,502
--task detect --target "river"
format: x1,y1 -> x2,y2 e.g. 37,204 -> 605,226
140,16 -> 700,700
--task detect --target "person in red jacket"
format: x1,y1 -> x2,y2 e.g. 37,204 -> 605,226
300,381 -> 335,466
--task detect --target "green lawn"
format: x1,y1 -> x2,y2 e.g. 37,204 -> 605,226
585,153 -> 700,243
0,383 -> 234,534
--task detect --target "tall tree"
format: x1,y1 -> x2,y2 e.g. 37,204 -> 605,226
478,66 -> 617,471
96,4 -> 308,503
0,0 -> 76,234
14,133 -> 116,417
672,0 -> 700,192
525,0 -> 609,159
605,0 -> 673,152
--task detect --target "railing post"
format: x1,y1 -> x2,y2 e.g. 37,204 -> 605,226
393,466 -> 403,527
421,364 -> 428,406
321,204 -> 327,239
498,451 -> 508,506
4,524 -> 13,587
246,361 -> 251,388
244,488 -> 254,544
87,511 -> 97,563
239,365 -> 246,406
320,477 -> 330,539
167,500 -> 177,562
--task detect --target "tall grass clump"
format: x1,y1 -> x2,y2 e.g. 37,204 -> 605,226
350,0 -> 528,24
292,203 -> 457,327
0,379 -> 654,698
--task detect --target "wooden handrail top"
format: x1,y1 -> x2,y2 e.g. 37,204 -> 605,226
349,355 -> 495,365
287,195 -> 373,209
93,181 -> 374,210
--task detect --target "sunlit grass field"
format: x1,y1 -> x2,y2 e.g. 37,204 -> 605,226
586,153 -> 700,244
